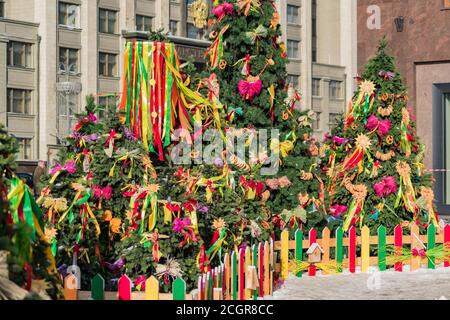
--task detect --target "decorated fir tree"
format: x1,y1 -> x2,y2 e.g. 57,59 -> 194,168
320,38 -> 437,234
0,124 -> 62,299
202,0 -> 326,236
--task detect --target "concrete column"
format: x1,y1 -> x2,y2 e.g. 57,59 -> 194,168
155,0 -> 170,32
319,78 -> 330,136
300,0 -> 312,111
340,0 -> 358,102
276,0 -> 287,45
0,35 -> 7,126
81,0 -> 98,100
35,0 -> 58,158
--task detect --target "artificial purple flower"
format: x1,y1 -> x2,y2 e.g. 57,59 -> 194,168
104,258 -> 125,271
172,218 -> 191,233
198,205 -> 209,214
214,158 -> 224,168
83,133 -> 99,143
379,70 -> 395,81
332,136 -> 351,146
123,126 -> 137,141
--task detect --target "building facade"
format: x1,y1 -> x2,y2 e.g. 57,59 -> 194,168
0,0 -> 357,169
357,0 -> 450,213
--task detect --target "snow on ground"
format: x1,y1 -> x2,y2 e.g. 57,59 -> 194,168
265,267 -> 450,300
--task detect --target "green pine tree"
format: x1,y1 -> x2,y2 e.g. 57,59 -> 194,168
320,38 -> 436,235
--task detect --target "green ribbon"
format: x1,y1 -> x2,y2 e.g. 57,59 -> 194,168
206,228 -> 227,261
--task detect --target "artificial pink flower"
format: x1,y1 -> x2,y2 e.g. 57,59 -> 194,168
134,275 -> 147,291
238,78 -> 263,100
64,160 -> 77,174
265,178 -> 279,190
212,2 -> 234,22
365,115 -> 379,131
330,204 -> 347,217
93,185 -> 112,200
378,119 -> 391,136
333,136 -> 351,146
374,176 -> 397,198
88,114 -> 97,123
278,176 -> 292,188
172,218 -> 191,233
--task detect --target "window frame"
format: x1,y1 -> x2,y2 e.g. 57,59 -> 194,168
169,20 -> 179,36
136,14 -> 153,32
287,40 -> 300,59
312,78 -> 321,97
287,5 -> 300,25
16,137 -> 32,160
7,88 -> 32,115
329,80 -> 343,100
58,1 -> 80,28
99,8 -> 118,34
8,41 -> 32,68
59,47 -> 79,73
98,52 -> 118,77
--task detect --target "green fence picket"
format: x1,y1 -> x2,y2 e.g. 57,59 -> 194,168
172,277 -> 186,300
428,224 -> 436,269
91,274 -> 105,300
295,228 -> 303,277
231,251 -> 237,300
336,227 -> 343,272
378,225 -> 386,271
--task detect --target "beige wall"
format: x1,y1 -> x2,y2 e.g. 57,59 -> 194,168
416,63 -> 450,169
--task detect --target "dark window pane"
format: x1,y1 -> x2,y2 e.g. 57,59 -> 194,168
99,9 -> 107,32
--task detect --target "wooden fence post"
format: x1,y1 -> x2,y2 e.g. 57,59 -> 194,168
410,223 -> 421,271
428,224 -> 436,269
173,277 -> 186,300
264,241 -> 270,296
394,224 -> 403,272
231,251 -> 237,300
378,225 -> 386,272
349,226 -> 356,273
361,225 -> 370,273
280,230 -> 289,280
118,275 -> 132,300
336,227 -> 343,273
252,244 -> 258,300
245,247 -> 251,300
308,228 -> 317,276
145,276 -> 159,300
64,274 -> 78,300
322,227 -> 330,275
91,274 -> 105,300
295,228 -> 303,277
445,224 -> 450,268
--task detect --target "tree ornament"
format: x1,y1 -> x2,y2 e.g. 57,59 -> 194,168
212,1 -> 234,22
205,25 -> 229,70
245,25 -> 268,45
238,75 -> 263,100
237,0 -> 261,16
375,150 -> 395,161
373,176 -> 397,198
219,59 -> 227,70
400,107 -> 415,158
386,135 -> 394,145
343,134 -> 371,170
191,0 -> 209,29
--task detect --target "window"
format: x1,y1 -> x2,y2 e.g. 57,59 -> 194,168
170,20 -> 178,36
287,75 -> 299,88
99,52 -> 117,77
8,42 -> 32,68
312,78 -> 321,96
313,112 -> 321,131
287,5 -> 299,24
312,0 -> 317,63
187,23 -> 200,39
7,89 -> 32,114
0,1 -> 4,18
136,15 -> 153,32
17,138 -> 32,160
58,2 -> 79,27
99,9 -> 117,34
287,40 -> 299,59
329,80 -> 343,99
329,113 -> 340,130
444,0 -> 450,9
98,95 -> 118,118
59,47 -> 79,73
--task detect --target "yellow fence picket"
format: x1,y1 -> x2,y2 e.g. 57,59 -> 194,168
245,247 -> 251,300
64,274 -> 78,300
281,230 -> 289,280
264,241 -> 270,296
224,253 -> 230,300
145,276 -> 159,300
410,223 -> 422,271
361,226 -> 370,272
321,227 -> 330,275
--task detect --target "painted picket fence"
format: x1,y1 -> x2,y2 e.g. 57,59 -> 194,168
275,224 -> 450,279
64,240 -> 274,300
